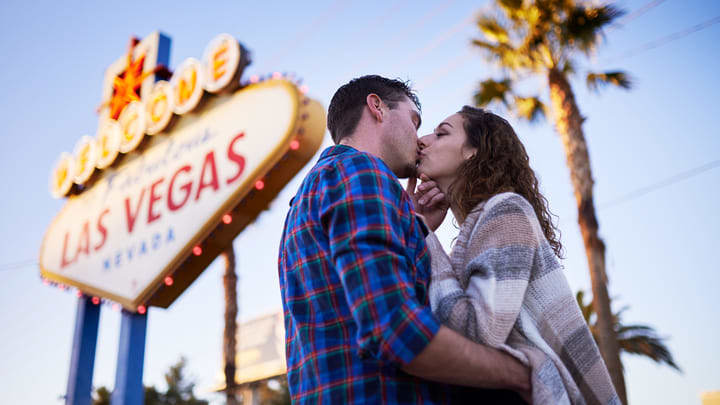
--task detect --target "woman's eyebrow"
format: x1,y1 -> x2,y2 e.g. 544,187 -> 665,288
436,122 -> 453,131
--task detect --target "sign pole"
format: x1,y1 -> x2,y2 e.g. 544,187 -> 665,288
66,296 -> 101,405
111,309 -> 148,405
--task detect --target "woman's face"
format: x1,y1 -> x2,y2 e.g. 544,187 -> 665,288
417,113 -> 476,188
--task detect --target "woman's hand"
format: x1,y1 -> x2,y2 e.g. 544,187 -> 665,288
406,174 -> 449,232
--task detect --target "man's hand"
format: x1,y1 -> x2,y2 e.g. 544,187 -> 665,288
406,174 -> 449,231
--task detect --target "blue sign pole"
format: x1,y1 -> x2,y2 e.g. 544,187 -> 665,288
111,309 -> 148,405
66,296 -> 101,405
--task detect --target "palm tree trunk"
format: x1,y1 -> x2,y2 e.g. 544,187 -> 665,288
222,246 -> 239,405
547,68 -> 627,404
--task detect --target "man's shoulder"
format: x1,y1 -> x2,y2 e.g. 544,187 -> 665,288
315,146 -> 400,187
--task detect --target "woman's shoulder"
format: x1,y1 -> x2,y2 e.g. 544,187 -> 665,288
462,192 -> 541,244
482,192 -> 535,219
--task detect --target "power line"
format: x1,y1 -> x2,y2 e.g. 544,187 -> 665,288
607,15 -> 720,62
599,158 -> 720,209
331,0 -> 410,48
0,259 -> 38,272
338,0 -> 458,80
415,49 -> 475,91
264,0 -> 353,69
401,14 -> 475,68
614,0 -> 668,27
412,0 -> 671,91
382,0 -> 458,55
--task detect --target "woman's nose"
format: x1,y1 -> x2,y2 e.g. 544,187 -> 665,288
418,135 -> 430,149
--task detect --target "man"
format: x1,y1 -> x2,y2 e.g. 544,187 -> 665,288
278,75 -> 530,404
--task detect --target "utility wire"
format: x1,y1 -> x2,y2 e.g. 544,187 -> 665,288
607,15 -> 720,62
339,0 -> 458,80
332,0 -> 410,48
0,259 -> 38,272
264,0 -> 353,69
614,0 -> 668,27
415,0 -> 676,90
415,49 -> 475,90
599,158 -> 720,209
401,14 -> 475,68
382,0 -> 458,56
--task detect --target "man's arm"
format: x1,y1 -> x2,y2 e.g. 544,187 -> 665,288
320,158 -> 443,367
403,325 -> 530,395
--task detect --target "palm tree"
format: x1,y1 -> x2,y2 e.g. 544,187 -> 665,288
576,290 -> 681,373
222,246 -> 239,405
470,0 -> 632,401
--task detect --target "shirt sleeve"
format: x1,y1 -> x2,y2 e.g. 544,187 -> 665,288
320,156 -> 440,367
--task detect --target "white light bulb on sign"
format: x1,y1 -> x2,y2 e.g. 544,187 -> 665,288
203,34 -> 241,93
171,58 -> 204,115
145,80 -> 175,135
73,135 -> 98,184
95,120 -> 122,169
118,101 -> 148,153
50,152 -> 76,198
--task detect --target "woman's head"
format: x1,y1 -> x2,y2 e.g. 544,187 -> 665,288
418,106 -> 562,256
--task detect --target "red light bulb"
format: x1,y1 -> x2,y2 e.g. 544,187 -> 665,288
137,305 -> 146,314
164,276 -> 173,286
255,180 -> 265,190
222,214 -> 232,224
193,245 -> 202,256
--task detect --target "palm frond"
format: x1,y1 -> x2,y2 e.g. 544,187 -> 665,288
617,327 -> 682,372
562,5 -> 626,54
473,38 -> 537,71
472,39 -> 502,54
575,289 -> 681,373
498,0 -> 538,28
498,0 -> 523,11
514,96 -> 547,123
474,78 -> 513,108
586,71 -> 633,92
576,290 -> 594,323
477,16 -> 511,44
560,59 -> 576,75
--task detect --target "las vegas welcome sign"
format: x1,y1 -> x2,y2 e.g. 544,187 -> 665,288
39,32 -> 325,311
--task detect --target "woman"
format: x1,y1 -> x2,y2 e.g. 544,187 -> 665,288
412,106 -> 619,405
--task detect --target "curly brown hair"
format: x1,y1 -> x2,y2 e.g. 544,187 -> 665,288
449,106 -> 563,257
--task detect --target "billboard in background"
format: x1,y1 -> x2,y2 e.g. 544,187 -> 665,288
235,312 -> 286,385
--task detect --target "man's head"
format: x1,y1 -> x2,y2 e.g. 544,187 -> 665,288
328,75 -> 422,178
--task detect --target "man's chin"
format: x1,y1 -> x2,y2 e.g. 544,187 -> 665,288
396,163 -> 418,179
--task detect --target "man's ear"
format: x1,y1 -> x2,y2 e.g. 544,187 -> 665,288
366,94 -> 384,122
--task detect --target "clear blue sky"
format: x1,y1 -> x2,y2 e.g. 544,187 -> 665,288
1,0 -> 718,403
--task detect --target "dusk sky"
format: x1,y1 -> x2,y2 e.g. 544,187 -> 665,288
1,0 -> 718,404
